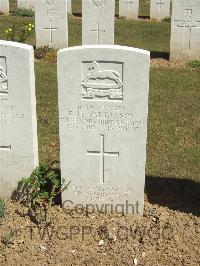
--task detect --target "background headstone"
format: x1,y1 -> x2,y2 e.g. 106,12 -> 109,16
67,0 -> 72,14
82,0 -> 115,45
119,0 -> 139,19
150,0 -> 170,21
0,41 -> 38,198
0,0 -> 9,15
170,0 -> 200,61
58,45 -> 150,215
35,0 -> 68,49
17,0 -> 35,10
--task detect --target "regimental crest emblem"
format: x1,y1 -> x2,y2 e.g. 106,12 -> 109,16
44,0 -> 55,6
91,0 -> 107,8
82,61 -> 123,101
0,59 -> 8,93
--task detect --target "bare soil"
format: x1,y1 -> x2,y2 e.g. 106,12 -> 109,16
0,192 -> 199,266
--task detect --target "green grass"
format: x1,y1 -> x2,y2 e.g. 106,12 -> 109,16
0,4 -> 200,184
0,16 -> 170,53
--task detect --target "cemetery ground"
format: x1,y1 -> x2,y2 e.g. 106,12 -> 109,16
0,3 -> 200,266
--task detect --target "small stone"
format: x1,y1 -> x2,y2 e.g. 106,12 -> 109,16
99,240 -> 104,246
40,245 -> 47,251
134,258 -> 138,265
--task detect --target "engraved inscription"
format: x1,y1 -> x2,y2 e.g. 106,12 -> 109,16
82,61 -> 123,101
174,9 -> 200,50
86,134 -> 119,184
72,185 -> 134,202
91,0 -> 107,8
0,57 -> 8,95
60,104 -> 146,132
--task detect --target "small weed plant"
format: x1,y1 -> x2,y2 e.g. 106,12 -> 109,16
188,60 -> 200,68
3,23 -> 34,43
19,163 -> 68,225
11,8 -> 34,17
0,197 -> 5,219
34,46 -> 57,63
162,17 -> 171,22
2,227 -> 15,246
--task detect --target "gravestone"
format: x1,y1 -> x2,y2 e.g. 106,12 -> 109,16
150,0 -> 170,21
82,0 -> 115,45
67,0 -> 72,14
17,0 -> 35,10
35,0 -> 68,49
0,0 -> 9,15
58,45 -> 150,215
0,41 -> 38,198
170,0 -> 200,61
119,0 -> 139,19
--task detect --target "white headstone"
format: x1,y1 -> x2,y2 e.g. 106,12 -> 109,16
0,0 -> 9,15
17,0 -> 35,10
67,0 -> 72,14
0,41 -> 38,198
82,0 -> 115,45
170,0 -> 200,61
58,45 -> 150,215
35,0 -> 68,49
150,0 -> 170,21
119,0 -> 139,19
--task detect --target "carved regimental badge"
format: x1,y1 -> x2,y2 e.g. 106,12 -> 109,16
82,61 -> 123,101
91,0 -> 107,7
0,57 -> 8,94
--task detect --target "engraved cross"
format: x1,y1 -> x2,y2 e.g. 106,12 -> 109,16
44,19 -> 58,45
125,0 -> 134,8
174,9 -> 200,50
156,0 -> 165,19
0,145 -> 11,151
91,22 -> 106,44
86,134 -> 119,184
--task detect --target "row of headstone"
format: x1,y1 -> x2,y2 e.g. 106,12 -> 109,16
34,0 -> 200,61
119,0 -> 171,21
17,0 -> 35,10
34,0 -> 115,48
0,40 -> 150,215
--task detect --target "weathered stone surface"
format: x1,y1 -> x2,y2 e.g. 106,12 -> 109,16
35,0 -> 68,49
0,0 -> 9,15
170,0 -> 200,61
119,0 -> 139,19
82,0 -> 115,45
150,0 -> 170,21
58,45 -> 150,215
0,41 -> 38,198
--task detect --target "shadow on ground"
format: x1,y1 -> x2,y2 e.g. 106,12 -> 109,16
138,16 -> 150,20
145,176 -> 200,216
150,51 -> 169,60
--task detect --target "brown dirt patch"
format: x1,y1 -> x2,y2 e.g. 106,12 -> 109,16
0,195 -> 199,266
150,59 -> 188,69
